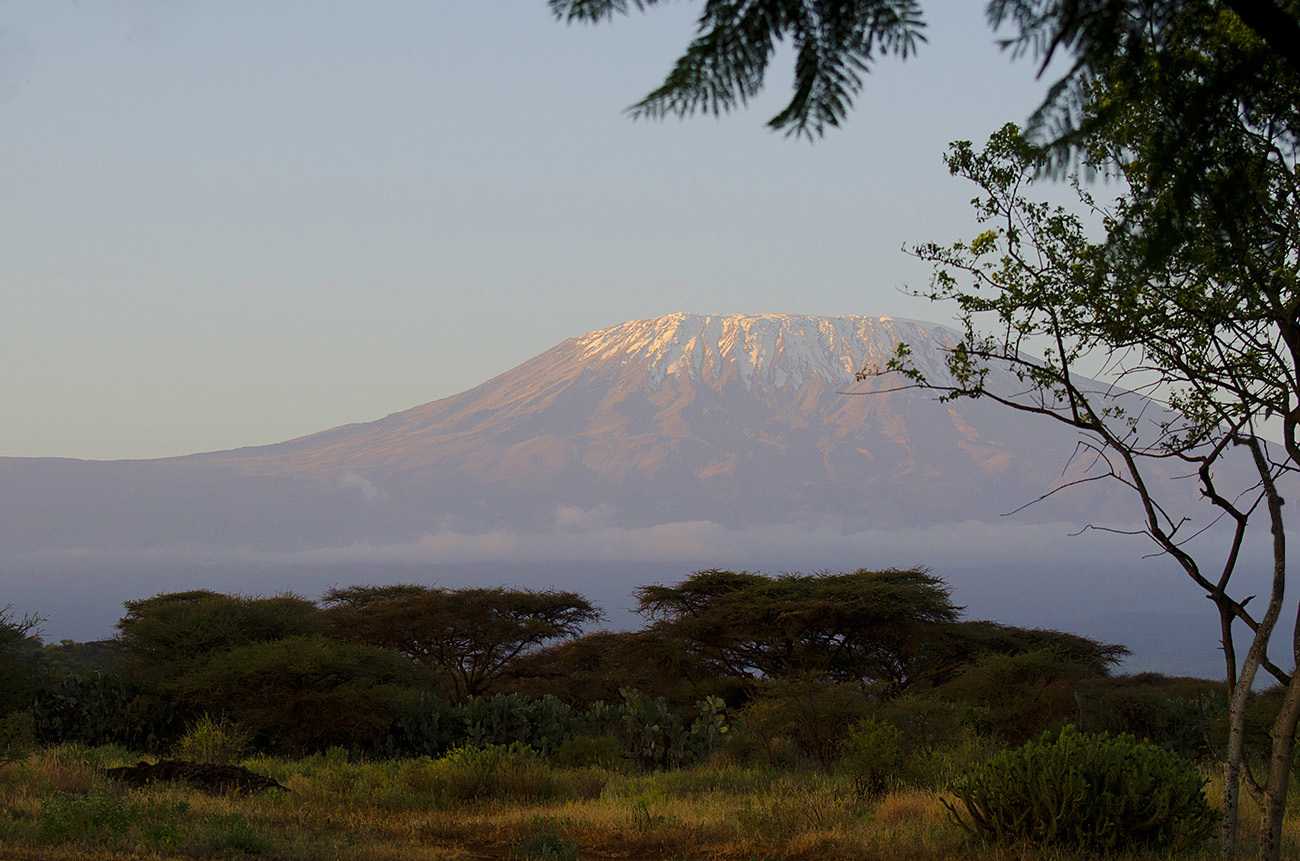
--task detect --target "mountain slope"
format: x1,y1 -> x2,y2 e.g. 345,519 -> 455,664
0,313 -> 1137,558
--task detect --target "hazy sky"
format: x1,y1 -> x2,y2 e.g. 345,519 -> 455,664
3,0 -> 1066,460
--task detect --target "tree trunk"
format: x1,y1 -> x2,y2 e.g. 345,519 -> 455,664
1219,597 -> 1245,860
1256,646 -> 1300,861
1251,454 -> 1292,861
1223,666 -> 1257,859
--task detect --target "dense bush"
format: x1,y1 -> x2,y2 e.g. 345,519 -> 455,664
1073,674 -> 1222,761
33,672 -> 180,752
837,717 -> 902,799
369,691 -> 466,759
171,714 -> 249,765
173,635 -> 416,756
937,648 -> 1095,744
945,725 -> 1219,853
115,591 -> 323,691
731,675 -> 872,768
0,607 -> 42,718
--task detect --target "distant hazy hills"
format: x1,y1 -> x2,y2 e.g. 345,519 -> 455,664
0,313 -> 1230,674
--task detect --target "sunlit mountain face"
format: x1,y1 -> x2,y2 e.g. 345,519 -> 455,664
0,313 -> 1142,558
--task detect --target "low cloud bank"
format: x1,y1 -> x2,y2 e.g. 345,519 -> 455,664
10,516 -> 1165,570
6,516 -> 1274,680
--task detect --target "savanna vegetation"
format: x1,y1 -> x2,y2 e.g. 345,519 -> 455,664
1,569 -> 1297,859
550,1 -> 1300,856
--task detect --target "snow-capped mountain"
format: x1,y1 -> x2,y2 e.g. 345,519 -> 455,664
2,313 -> 1232,674
0,313 -> 1134,556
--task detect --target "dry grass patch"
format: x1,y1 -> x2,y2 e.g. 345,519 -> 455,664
2,745 -> 1288,860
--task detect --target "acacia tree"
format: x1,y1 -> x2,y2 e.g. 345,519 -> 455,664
864,112 -> 1300,857
322,585 -> 602,703
115,590 -> 323,692
637,568 -> 963,695
635,568 -> 1125,700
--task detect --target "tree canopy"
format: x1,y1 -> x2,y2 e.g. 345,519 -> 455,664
322,585 -> 602,703
863,18 -> 1300,847
637,568 -> 960,693
115,590 -> 323,692
635,568 -> 1124,697
550,0 -> 1300,150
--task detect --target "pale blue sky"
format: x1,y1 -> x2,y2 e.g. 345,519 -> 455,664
3,0 -> 1062,460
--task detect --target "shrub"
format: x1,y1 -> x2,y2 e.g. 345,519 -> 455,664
944,725 -> 1220,853
554,733 -> 623,769
375,691 -> 465,758
172,714 -> 249,765
33,672 -> 180,752
837,717 -> 902,800
732,676 -> 871,768
938,648 -> 1089,744
433,743 -> 553,803
513,828 -> 579,860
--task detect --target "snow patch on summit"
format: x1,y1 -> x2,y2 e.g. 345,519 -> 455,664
575,313 -> 958,391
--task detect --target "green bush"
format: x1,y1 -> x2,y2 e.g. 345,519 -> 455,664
731,676 -> 871,768
172,714 -> 249,765
554,733 -> 623,768
513,828 -> 579,860
432,743 -> 553,803
836,717 -> 901,799
944,725 -> 1219,853
33,672 -> 180,752
375,691 -> 465,758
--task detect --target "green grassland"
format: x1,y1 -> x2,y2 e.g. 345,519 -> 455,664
2,742 -> 1291,861
3,572 -> 1297,859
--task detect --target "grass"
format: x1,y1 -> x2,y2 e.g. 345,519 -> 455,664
0,744 -> 1293,860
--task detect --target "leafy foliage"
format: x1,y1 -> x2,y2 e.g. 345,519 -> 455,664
733,675 -> 874,768
323,585 -> 601,703
115,590 -> 323,693
549,0 -> 1300,167
505,629 -> 735,710
837,716 -> 902,799
637,568 -> 961,695
550,0 -> 925,138
171,714 -> 250,766
173,634 -> 416,756
938,648 -> 1107,745
32,672 -> 180,753
0,606 -> 42,718
945,725 -> 1220,852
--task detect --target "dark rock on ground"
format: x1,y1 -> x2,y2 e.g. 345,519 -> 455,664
102,759 -> 288,794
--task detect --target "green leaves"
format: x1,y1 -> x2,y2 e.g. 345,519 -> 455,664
898,115 -> 1299,479
550,0 -> 926,138
635,567 -> 963,693
322,585 -> 602,703
945,725 -> 1220,852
